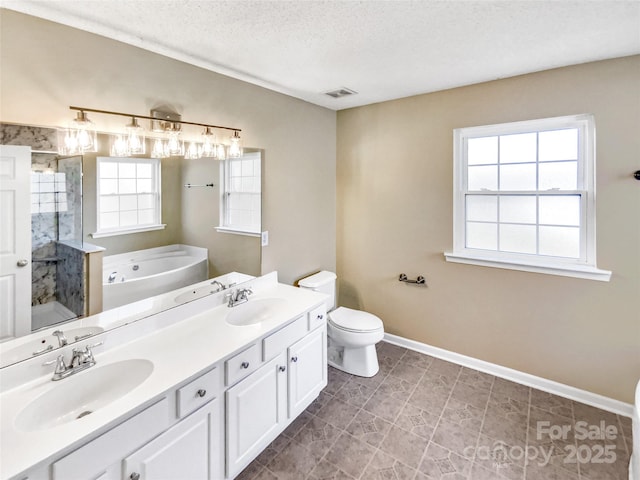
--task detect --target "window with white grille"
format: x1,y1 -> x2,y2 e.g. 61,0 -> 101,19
218,151 -> 261,236
94,157 -> 163,237
445,114 -> 610,281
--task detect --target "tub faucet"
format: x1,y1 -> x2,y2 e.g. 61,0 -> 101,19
108,271 -> 117,283
210,280 -> 226,292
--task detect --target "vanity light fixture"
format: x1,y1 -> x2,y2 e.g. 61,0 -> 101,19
59,106 -> 242,160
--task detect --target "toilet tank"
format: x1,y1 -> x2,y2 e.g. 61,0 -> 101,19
298,271 -> 337,312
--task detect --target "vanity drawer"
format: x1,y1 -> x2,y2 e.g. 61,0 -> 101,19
263,315 -> 307,361
226,344 -> 261,386
176,366 -> 220,418
308,304 -> 327,331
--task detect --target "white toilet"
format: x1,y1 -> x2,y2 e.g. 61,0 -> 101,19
298,271 -> 384,377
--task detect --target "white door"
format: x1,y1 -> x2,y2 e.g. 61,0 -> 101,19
288,327 -> 327,418
0,145 -> 31,340
124,399 -> 221,480
226,352 -> 287,479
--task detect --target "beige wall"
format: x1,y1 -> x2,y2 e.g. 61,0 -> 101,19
337,56 -> 640,403
0,9 -> 336,285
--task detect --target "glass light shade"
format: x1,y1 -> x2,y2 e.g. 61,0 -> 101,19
126,117 -> 146,155
151,138 -> 169,158
215,143 -> 227,161
228,131 -> 243,158
185,142 -> 200,160
199,127 -> 217,158
110,134 -> 130,157
70,111 -> 98,153
166,131 -> 184,156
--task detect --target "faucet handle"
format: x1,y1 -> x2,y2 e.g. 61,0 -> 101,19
43,354 -> 68,374
84,342 -> 103,363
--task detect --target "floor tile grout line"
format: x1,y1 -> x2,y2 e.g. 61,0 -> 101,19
412,362 -> 465,480
469,374 -> 497,479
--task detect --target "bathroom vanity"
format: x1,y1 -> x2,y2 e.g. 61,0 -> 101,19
0,272 -> 328,480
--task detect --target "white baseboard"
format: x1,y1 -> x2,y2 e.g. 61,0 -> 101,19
383,333 -> 634,418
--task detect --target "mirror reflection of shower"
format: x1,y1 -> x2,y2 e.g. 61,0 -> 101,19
31,153 -> 84,331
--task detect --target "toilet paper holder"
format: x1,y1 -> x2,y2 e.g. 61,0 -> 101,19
398,273 -> 426,285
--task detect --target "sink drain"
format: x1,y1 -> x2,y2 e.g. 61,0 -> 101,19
76,410 -> 93,419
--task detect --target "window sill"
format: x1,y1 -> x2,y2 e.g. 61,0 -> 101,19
215,226 -> 261,237
443,251 -> 612,282
91,224 -> 166,238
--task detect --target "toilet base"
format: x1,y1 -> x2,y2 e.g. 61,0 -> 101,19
327,341 -> 380,378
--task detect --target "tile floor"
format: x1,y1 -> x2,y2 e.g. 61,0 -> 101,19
237,342 -> 633,480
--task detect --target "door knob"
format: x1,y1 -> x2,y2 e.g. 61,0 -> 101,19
16,259 -> 28,267
130,473 -> 140,480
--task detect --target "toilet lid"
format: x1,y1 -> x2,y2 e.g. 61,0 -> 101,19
329,307 -> 383,333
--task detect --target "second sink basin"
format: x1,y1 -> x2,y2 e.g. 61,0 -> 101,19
225,298 -> 286,326
15,359 -> 154,432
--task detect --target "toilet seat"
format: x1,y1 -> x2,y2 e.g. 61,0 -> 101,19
329,307 -> 383,333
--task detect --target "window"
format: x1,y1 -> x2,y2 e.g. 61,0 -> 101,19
217,151 -> 261,236
93,157 -> 164,237
445,114 -> 611,281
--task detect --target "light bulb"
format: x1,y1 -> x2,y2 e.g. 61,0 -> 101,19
110,134 -> 130,157
126,117 -> 145,155
229,131 -> 243,158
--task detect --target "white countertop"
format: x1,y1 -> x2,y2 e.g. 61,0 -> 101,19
0,278 -> 326,480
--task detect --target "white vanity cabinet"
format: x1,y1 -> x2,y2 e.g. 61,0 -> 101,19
226,319 -> 327,479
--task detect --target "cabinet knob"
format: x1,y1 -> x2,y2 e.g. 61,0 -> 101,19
130,473 -> 140,480
196,389 -> 206,398
317,314 -> 324,320
278,366 -> 286,372
241,361 -> 250,369
291,356 -> 298,363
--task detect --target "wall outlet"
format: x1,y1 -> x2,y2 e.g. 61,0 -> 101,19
261,231 -> 269,247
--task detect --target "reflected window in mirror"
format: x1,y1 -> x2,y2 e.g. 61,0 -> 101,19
93,157 -> 164,238
217,152 -> 261,236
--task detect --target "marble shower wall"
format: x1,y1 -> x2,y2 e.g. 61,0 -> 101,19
1,123 -> 83,316
56,242 -> 86,316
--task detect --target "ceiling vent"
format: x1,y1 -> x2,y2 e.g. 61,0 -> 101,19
324,87 -> 357,99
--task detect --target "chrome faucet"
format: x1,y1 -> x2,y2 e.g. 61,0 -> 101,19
52,330 -> 67,347
210,280 -> 226,292
108,271 -> 117,283
226,287 -> 253,307
43,342 -> 103,381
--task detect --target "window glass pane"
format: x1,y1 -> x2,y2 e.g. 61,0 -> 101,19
100,179 -> 118,195
231,178 -> 242,192
100,212 -> 119,229
118,162 -> 136,178
466,195 -> 497,222
241,159 -> 254,176
138,194 -> 154,209
100,195 -> 119,213
468,137 -> 498,165
468,165 -> 497,191
100,162 -> 118,178
120,210 -> 138,227
499,133 -> 536,164
137,163 -> 152,178
499,224 -> 537,254
137,179 -> 152,193
539,195 -> 580,226
230,160 -> 242,177
119,194 -> 137,211
499,195 -> 536,224
466,222 -> 497,250
539,128 -> 578,161
499,163 -> 536,190
138,209 -> 155,225
118,179 -> 136,194
539,226 -> 580,258
538,161 -> 577,190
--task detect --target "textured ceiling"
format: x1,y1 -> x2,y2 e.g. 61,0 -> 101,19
4,0 -> 640,110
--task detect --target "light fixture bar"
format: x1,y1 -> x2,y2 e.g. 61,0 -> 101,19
68,106 -> 241,133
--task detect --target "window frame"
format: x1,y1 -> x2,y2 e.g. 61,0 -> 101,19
216,151 -> 261,237
445,114 -> 611,281
92,156 -> 165,238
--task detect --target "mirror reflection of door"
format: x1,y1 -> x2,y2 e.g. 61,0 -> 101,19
0,145 -> 32,340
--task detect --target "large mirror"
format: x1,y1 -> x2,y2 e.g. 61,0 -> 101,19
0,126 -> 262,367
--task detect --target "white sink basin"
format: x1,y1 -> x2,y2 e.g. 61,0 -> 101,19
225,298 -> 286,326
15,359 -> 154,432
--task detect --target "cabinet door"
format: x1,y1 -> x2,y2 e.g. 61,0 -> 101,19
288,326 -> 327,418
226,352 -> 287,479
123,398 -> 221,480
